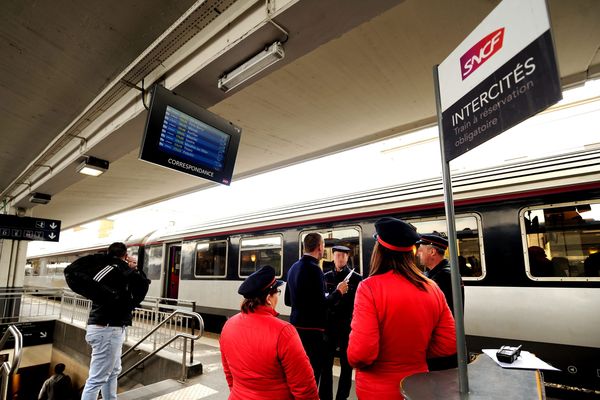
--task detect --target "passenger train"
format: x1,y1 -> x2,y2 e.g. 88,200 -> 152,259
26,149 -> 600,391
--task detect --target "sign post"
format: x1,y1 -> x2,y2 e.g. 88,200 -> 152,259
435,0 -> 562,395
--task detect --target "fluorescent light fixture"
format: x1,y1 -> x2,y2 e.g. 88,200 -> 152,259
218,41 -> 285,92
76,156 -> 109,176
29,192 -> 51,205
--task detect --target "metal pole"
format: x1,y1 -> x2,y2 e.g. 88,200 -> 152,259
433,65 -> 469,395
190,301 -> 195,364
181,337 -> 188,382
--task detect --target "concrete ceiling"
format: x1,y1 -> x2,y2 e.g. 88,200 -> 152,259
1,0 -> 599,229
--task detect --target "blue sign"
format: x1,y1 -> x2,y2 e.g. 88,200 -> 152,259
0,215 -> 61,242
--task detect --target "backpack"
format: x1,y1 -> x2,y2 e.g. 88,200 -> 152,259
63,254 -> 123,303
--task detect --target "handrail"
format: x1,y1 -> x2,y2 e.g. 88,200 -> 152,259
118,310 -> 204,382
0,325 -> 23,400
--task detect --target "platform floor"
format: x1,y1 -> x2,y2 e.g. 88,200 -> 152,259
120,332 -> 358,400
120,332 -> 574,399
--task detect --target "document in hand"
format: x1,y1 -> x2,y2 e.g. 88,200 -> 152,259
343,268 -> 355,282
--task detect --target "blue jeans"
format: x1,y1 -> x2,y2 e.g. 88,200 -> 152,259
81,325 -> 126,400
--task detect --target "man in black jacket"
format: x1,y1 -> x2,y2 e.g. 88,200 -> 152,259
81,242 -> 149,400
285,233 -> 348,385
320,245 -> 362,400
417,231 -> 463,371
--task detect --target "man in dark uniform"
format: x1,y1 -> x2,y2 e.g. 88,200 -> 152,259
320,245 -> 362,400
285,233 -> 349,385
416,231 -> 462,370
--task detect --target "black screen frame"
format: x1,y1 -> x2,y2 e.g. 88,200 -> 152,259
139,85 -> 241,185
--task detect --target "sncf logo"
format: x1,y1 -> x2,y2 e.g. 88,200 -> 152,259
460,28 -> 505,80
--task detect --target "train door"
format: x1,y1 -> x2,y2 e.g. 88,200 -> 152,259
165,243 -> 181,299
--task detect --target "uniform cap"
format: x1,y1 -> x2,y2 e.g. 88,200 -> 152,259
417,232 -> 448,250
332,245 -> 351,253
238,265 -> 284,299
374,217 -> 420,252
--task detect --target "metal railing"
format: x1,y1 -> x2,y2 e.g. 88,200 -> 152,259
119,309 -> 204,382
0,288 -> 201,355
0,325 -> 23,400
0,289 -> 205,390
0,288 -> 63,324
60,291 -> 92,326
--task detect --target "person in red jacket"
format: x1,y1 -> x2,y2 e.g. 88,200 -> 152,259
347,217 -> 457,400
220,265 -> 319,400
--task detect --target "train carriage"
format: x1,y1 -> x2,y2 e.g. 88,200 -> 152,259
26,149 -> 600,391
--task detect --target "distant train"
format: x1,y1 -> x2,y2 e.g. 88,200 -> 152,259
26,149 -> 600,391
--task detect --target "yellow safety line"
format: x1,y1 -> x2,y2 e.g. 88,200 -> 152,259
535,370 -> 544,399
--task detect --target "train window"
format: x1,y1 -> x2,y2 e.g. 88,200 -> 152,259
40,261 -> 71,277
239,235 -> 283,277
143,245 -> 163,280
300,227 -> 362,274
408,214 -> 485,280
25,261 -> 40,276
521,201 -> 600,280
194,240 -> 227,277
127,246 -> 139,260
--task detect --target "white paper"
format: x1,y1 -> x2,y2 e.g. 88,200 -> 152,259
482,349 -> 560,371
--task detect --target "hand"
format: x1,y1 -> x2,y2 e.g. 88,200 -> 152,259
336,280 -> 349,295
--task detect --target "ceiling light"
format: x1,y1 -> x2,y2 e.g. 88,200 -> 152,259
29,192 -> 51,205
218,41 -> 285,92
76,156 -> 109,176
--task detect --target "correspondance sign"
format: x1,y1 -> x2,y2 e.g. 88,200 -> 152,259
438,0 -> 562,161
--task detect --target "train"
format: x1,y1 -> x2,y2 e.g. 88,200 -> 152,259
25,148 -> 600,391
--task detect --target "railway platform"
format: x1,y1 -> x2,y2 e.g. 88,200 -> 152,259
118,332 -> 359,400
0,288 -> 580,399
119,333 -> 357,400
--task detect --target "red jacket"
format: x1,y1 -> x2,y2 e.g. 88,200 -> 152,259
347,271 -> 456,399
220,305 -> 319,400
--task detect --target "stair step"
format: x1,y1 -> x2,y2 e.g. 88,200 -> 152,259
150,383 -> 218,399
118,379 -> 183,400
119,379 -> 220,400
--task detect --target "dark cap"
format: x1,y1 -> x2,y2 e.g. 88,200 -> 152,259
238,265 -> 284,299
417,231 -> 448,250
332,245 -> 350,253
374,217 -> 420,252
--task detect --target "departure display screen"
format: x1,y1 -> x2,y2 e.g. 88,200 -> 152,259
159,106 -> 230,171
140,85 -> 241,185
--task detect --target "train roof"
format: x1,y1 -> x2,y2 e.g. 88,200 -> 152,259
153,148 -> 600,241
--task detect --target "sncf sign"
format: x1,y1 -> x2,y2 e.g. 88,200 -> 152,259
460,28 -> 504,80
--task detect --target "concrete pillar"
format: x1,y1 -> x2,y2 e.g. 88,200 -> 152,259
0,238 -> 28,288
0,207 -> 30,288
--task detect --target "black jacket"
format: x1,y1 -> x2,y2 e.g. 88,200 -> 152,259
284,255 -> 342,330
426,259 -> 463,371
426,258 -> 464,316
323,266 -> 362,334
87,256 -> 150,326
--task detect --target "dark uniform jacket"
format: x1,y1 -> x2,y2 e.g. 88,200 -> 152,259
426,258 -> 464,371
285,255 -> 343,330
323,266 -> 362,335
426,259 -> 464,316
87,256 -> 150,326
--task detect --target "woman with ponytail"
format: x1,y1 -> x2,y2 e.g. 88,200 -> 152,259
347,217 -> 456,399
